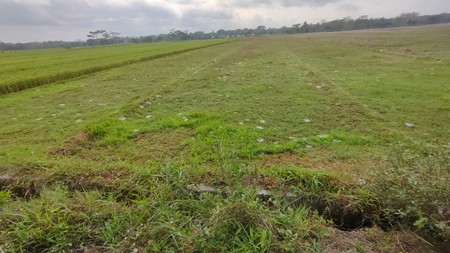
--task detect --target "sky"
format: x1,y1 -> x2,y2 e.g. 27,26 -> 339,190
0,0 -> 449,43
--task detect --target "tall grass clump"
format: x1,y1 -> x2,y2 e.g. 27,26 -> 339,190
0,163 -> 333,252
371,145 -> 449,242
86,117 -> 140,146
191,186 -> 329,252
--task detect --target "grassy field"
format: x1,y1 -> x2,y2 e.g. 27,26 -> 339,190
0,39 -> 231,94
0,25 -> 449,252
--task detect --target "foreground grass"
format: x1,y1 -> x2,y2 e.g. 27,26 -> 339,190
0,25 -> 449,252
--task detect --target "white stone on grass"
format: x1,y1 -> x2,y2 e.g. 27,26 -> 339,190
260,119 -> 266,124
118,116 -> 126,121
75,119 -> 83,123
146,115 -> 152,119
256,126 -> 264,130
303,118 -> 311,123
405,122 -> 414,127
257,138 -> 265,143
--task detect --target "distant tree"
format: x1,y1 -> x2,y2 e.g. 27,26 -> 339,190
255,25 -> 267,35
359,15 -> 369,20
169,29 -> 189,41
291,23 -> 301,33
301,22 -> 310,33
87,30 -> 121,46
394,12 -> 421,26
216,29 -> 227,38
87,30 -> 106,40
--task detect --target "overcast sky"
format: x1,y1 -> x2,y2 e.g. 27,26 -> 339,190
1,0 -> 449,43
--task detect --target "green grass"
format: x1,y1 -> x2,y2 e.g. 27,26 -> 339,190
0,25 -> 449,252
0,39 -> 232,94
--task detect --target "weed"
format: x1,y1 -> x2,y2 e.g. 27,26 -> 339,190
0,191 -> 10,206
371,145 -> 449,242
86,117 -> 139,146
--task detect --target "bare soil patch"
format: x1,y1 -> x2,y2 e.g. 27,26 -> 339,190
323,227 -> 436,253
130,128 -> 194,163
51,132 -> 93,157
257,150 -> 356,171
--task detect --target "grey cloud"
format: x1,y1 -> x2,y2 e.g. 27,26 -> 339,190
0,0 -> 176,28
177,9 -> 234,32
0,2 -> 58,26
337,3 -> 361,12
228,0 -> 341,8
280,0 -> 341,7
0,0 -> 180,41
182,9 -> 233,20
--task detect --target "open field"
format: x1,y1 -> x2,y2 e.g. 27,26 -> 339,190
0,39 -> 231,94
0,25 -> 449,252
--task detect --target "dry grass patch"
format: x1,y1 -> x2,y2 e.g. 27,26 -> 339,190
131,128 -> 194,163
51,129 -> 193,165
322,226 -> 436,253
51,132 -> 94,157
256,149 -> 377,175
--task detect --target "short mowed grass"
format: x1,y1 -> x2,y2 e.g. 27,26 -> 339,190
1,25 -> 449,252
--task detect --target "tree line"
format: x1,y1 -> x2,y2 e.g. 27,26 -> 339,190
1,12 -> 449,51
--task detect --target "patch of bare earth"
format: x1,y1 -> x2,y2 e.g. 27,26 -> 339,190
130,128 -> 193,163
323,227 -> 436,253
50,129 -> 193,164
53,169 -> 130,192
50,132 -> 93,157
256,149 -> 374,173
0,163 -> 49,199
